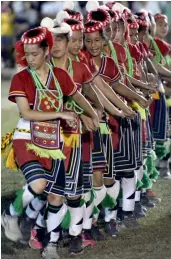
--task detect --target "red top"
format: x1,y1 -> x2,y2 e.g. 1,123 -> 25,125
98,55 -> 121,85
113,42 -> 127,64
9,67 -> 77,106
142,42 -> 154,59
77,51 -> 89,66
69,60 -> 94,91
154,38 -> 171,57
129,44 -> 143,64
81,50 -> 99,75
136,42 -> 148,60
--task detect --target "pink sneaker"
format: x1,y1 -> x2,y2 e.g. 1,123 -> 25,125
82,231 -> 97,248
29,229 -> 43,250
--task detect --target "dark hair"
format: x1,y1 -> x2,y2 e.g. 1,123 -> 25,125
84,21 -> 107,41
65,9 -> 79,15
39,40 -> 48,50
65,19 -> 79,25
25,29 -> 48,50
26,28 -> 41,38
118,18 -> 125,26
91,10 -> 107,22
134,13 -> 147,33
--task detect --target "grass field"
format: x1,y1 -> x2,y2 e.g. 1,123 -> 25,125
1,80 -> 171,259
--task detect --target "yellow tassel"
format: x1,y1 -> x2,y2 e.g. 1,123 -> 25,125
26,143 -> 66,160
130,102 -> 146,120
62,133 -> 80,148
152,91 -> 160,100
1,130 -> 15,154
166,98 -> 171,107
5,147 -> 18,170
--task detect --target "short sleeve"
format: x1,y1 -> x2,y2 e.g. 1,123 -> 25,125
81,50 -> 99,76
8,73 -> 26,103
113,43 -> 127,64
155,38 -> 170,57
100,57 -> 121,84
131,45 -> 142,64
81,63 -> 94,84
56,68 -> 77,96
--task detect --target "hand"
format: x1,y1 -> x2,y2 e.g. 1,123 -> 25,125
92,115 -> 99,131
60,112 -> 77,123
116,110 -> 126,118
93,105 -> 104,120
137,96 -> 149,109
80,114 -> 99,131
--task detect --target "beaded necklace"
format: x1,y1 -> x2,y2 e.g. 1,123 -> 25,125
124,41 -> 134,77
108,40 -> 124,82
149,35 -> 166,66
29,62 -> 63,112
51,57 -> 83,114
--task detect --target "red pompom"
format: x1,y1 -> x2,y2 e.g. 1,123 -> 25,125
14,41 -> 27,66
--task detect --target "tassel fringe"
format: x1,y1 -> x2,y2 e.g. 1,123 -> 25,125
13,189 -> 24,216
26,143 -> 66,160
101,193 -> 116,209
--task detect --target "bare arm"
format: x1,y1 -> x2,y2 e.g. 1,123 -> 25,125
92,84 -> 125,117
93,75 -> 132,112
152,60 -> 171,77
126,77 -> 138,91
16,97 -> 76,122
137,62 -> 147,82
82,82 -> 104,112
112,81 -> 148,108
72,91 -> 98,120
127,75 -> 155,90
146,57 -> 158,76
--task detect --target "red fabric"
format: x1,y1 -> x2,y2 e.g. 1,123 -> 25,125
71,60 -> 93,90
82,132 -> 92,162
13,139 -> 52,170
142,42 -> 153,59
136,42 -> 148,60
99,56 -> 121,85
9,68 -> 77,104
81,50 -> 98,75
142,120 -> 147,143
129,43 -> 143,64
63,146 -> 72,171
113,42 -> 127,64
149,99 -> 156,125
78,51 -> 89,65
15,41 -> 27,66
154,38 -> 171,56
108,115 -> 120,150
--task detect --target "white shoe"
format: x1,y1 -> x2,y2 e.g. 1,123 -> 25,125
1,211 -> 23,242
42,243 -> 60,259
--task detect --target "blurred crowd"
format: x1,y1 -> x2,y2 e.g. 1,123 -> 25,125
1,1 -> 171,69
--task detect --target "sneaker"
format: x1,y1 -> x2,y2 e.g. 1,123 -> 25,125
20,214 -> 35,244
134,202 -> 146,219
69,235 -> 83,255
82,230 -> 97,247
42,243 -> 60,259
122,213 -> 140,229
104,219 -> 119,237
146,190 -> 161,203
140,194 -> 155,208
91,225 -> 105,241
1,211 -> 23,242
29,229 -> 43,250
